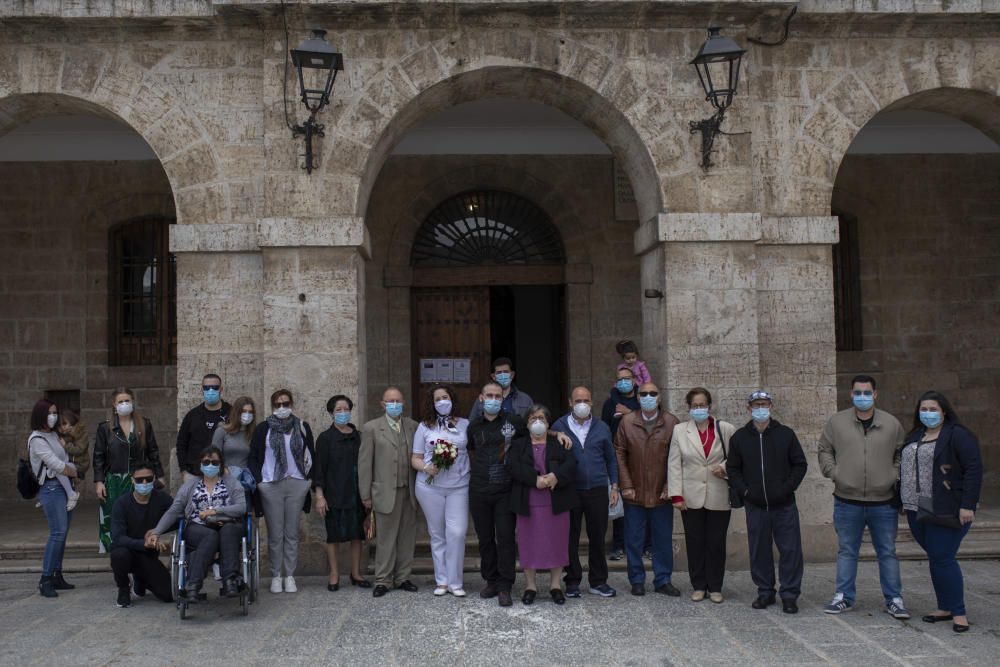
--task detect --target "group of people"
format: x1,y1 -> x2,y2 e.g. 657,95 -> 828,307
24,345 -> 984,632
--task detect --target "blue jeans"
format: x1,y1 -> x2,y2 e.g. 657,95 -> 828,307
907,511 -> 971,616
38,480 -> 73,576
834,499 -> 901,604
624,503 -> 673,586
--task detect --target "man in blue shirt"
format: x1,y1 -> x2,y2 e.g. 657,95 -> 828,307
468,357 -> 534,421
552,386 -> 619,598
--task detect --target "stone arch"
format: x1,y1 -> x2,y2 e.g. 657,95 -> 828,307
342,41 -> 666,223
0,46 -> 226,225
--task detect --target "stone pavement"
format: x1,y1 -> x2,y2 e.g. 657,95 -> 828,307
2,561 -> 999,666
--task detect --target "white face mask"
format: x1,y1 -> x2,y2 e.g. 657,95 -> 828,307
273,407 -> 292,420
529,420 -> 548,437
116,401 -> 134,416
46,413 -> 59,429
240,412 -> 254,426
434,399 -> 453,417
572,402 -> 591,419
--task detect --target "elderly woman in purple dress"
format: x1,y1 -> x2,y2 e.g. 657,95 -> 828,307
508,404 -> 578,605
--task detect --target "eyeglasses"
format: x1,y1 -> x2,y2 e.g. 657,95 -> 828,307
851,390 -> 874,397
133,475 -> 154,484
638,391 -> 659,397
274,401 -> 292,408
200,459 -> 221,466
202,385 -> 221,391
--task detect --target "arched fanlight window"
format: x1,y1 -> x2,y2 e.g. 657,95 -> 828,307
411,190 -> 565,266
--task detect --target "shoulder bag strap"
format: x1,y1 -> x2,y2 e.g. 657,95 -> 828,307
716,421 -> 728,459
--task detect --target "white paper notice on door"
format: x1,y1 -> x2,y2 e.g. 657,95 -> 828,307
419,359 -> 437,383
436,358 -> 454,382
453,358 -> 471,384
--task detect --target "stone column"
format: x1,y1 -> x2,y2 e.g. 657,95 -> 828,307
635,213 -> 763,419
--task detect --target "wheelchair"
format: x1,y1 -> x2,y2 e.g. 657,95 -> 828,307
170,514 -> 260,618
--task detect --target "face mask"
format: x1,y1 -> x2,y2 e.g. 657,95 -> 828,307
689,408 -> 710,423
134,481 -> 154,496
434,399 -> 452,416
852,395 -> 875,411
483,398 -> 502,416
494,372 -> 512,388
752,407 -> 771,423
240,412 -> 254,426
203,389 -> 221,405
573,402 -> 591,419
116,401 -> 134,417
273,407 -> 292,420
529,420 -> 548,437
46,413 -> 59,429
639,395 -> 658,412
334,411 -> 351,426
385,401 -> 404,418
919,410 -> 943,429
615,379 -> 633,394
201,463 -> 221,478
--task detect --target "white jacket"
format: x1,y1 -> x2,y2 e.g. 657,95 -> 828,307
667,419 -> 736,511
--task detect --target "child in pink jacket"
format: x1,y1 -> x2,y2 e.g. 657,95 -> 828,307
615,339 -> 651,385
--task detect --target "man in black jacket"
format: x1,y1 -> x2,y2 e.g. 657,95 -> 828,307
110,463 -> 174,608
176,373 -> 230,479
726,391 -> 808,614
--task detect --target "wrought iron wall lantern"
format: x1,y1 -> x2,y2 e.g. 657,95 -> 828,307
286,28 -> 344,174
689,26 -> 746,171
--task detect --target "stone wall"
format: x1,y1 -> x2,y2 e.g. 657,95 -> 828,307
363,154 -> 642,419
0,160 -> 177,499
834,153 -> 1000,481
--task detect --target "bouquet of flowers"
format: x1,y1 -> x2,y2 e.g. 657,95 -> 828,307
427,439 -> 458,485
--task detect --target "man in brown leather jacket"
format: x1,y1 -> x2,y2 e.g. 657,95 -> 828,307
613,381 -> 680,597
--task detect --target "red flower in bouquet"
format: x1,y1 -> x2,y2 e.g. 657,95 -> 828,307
427,439 -> 458,485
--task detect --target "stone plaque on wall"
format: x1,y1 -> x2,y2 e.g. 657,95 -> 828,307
614,160 -> 638,221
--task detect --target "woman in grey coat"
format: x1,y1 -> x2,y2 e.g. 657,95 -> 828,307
150,445 -> 246,601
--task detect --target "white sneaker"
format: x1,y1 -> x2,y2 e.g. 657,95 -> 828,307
270,577 -> 283,594
66,491 -> 80,512
433,586 -> 448,596
284,576 -> 297,593
212,563 -> 221,581
449,587 -> 466,597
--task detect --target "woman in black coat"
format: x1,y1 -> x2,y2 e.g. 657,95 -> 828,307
898,390 -> 982,633
507,404 -> 577,605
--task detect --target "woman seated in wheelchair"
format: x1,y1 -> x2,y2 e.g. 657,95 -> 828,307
150,445 -> 246,602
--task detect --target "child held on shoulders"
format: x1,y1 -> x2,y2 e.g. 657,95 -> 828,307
615,339 -> 651,386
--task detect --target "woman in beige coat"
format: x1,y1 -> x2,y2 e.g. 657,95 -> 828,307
668,387 -> 736,603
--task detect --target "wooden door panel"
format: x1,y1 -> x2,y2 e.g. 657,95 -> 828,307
411,287 -> 491,422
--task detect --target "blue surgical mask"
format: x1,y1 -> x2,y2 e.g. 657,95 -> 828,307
639,395 -> 658,412
334,411 -> 351,426
203,389 -> 220,404
201,463 -> 220,478
852,395 -> 875,411
385,401 -> 404,419
752,407 -> 771,423
494,372 -> 512,388
134,481 -> 154,496
483,398 -> 502,416
919,410 -> 943,429
689,408 -> 710,423
615,379 -> 633,394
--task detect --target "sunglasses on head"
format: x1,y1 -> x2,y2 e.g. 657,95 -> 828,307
201,459 -> 221,466
274,400 -> 292,408
133,475 -> 154,484
202,384 -> 221,391
638,391 -> 659,397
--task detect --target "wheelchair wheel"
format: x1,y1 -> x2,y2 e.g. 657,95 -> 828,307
241,589 -> 249,616
250,522 -> 260,603
178,599 -> 188,620
169,534 -> 180,596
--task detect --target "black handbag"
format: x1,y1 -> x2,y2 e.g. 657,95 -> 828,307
914,440 -> 961,529
717,422 -> 743,509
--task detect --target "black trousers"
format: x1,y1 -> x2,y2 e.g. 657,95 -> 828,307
185,521 -> 244,590
110,547 -> 173,602
565,486 -> 610,588
745,502 -> 803,600
469,490 -> 516,592
680,508 -> 731,593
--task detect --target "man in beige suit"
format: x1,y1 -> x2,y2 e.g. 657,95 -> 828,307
359,386 -> 420,597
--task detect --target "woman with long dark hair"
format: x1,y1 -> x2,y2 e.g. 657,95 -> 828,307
899,390 -> 982,633
411,384 -> 470,596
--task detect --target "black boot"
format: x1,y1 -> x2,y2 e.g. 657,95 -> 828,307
52,570 -> 75,590
38,575 -> 58,598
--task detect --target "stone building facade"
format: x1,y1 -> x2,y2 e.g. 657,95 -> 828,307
1,1 -> 998,566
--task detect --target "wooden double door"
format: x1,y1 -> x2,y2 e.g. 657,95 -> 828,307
411,284 -> 565,422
